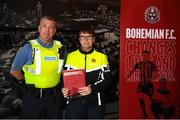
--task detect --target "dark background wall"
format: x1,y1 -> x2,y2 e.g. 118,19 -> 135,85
0,0 -> 119,118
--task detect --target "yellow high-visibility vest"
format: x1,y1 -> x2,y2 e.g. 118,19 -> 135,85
23,39 -> 63,88
65,49 -> 108,72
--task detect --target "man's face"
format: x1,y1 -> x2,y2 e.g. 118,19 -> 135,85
142,53 -> 150,61
79,32 -> 95,52
38,19 -> 56,44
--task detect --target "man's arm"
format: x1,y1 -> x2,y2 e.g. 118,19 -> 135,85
10,70 -> 25,81
87,55 -> 111,94
10,43 -> 32,81
152,68 -> 160,81
89,69 -> 111,94
125,62 -> 140,81
125,69 -> 135,80
124,62 -> 139,84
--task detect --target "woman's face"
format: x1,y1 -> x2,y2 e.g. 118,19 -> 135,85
79,32 -> 95,52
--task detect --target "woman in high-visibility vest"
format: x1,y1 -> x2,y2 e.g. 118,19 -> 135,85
62,26 -> 111,119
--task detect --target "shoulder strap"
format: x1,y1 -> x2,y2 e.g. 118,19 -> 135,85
58,46 -> 68,68
63,49 -> 69,68
28,39 -> 38,64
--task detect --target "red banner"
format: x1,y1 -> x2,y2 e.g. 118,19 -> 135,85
119,0 -> 180,118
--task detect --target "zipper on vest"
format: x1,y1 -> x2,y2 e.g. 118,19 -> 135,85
85,54 -> 87,81
85,54 -> 87,70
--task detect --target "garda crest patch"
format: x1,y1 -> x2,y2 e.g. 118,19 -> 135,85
91,58 -> 96,63
44,56 -> 56,61
144,6 -> 160,24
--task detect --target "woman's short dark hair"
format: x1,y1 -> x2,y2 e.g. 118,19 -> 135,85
79,26 -> 95,37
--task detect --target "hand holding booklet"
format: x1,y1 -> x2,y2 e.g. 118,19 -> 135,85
63,69 -> 86,98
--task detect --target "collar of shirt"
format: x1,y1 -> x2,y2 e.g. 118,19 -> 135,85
37,37 -> 53,48
79,47 -> 94,55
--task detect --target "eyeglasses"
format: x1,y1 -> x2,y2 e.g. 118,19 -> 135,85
80,35 -> 93,40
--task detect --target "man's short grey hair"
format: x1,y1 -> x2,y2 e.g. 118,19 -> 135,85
40,16 -> 57,27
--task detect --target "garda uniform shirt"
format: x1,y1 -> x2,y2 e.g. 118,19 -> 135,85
11,38 -> 53,71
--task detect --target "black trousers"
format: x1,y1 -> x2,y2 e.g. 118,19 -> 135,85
65,98 -> 105,119
20,86 -> 63,119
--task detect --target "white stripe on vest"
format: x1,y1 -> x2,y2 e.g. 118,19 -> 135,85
35,47 -> 41,74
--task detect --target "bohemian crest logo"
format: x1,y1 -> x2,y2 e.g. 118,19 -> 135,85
91,58 -> 96,63
144,6 -> 160,24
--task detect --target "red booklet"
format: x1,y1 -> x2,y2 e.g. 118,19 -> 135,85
63,69 -> 86,97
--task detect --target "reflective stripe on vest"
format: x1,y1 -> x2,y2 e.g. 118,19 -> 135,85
65,49 -> 108,71
24,47 -> 41,74
35,47 -> 41,74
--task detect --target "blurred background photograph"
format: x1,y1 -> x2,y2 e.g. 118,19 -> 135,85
0,0 -> 119,118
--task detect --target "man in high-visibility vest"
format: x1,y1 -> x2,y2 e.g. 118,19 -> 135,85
10,16 -> 65,118
126,50 -> 159,118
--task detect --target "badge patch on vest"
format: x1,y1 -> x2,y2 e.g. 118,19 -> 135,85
44,56 -> 56,61
92,58 -> 96,63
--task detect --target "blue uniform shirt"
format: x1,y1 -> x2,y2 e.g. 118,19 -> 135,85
11,38 -> 54,71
